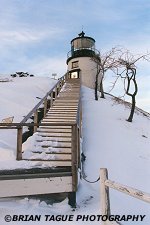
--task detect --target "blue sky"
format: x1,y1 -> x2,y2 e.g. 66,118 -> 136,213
0,0 -> 150,111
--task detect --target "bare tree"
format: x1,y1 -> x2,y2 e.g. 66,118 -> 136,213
92,47 -> 120,100
116,51 -> 149,122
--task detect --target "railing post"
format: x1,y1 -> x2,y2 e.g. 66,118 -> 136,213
16,126 -> 23,160
60,78 -> 63,88
58,80 -> 61,94
77,126 -> 80,169
80,100 -> 82,138
62,77 -> 64,86
44,98 -> 48,117
69,124 -> 78,207
50,91 -> 53,107
100,168 -> 111,224
64,74 -> 66,82
55,85 -> 57,99
34,110 -> 38,133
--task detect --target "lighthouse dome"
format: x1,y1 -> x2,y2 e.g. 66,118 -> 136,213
67,32 -> 99,64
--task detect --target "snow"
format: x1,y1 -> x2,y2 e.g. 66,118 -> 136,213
0,77 -> 150,225
0,76 -> 57,170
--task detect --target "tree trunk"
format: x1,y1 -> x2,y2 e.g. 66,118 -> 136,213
100,79 -> 105,98
127,95 -> 136,122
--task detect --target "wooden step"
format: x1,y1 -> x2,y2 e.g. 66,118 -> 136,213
53,103 -> 78,105
52,106 -> 78,108
22,160 -> 72,167
55,100 -> 78,102
56,98 -> 79,100
32,148 -> 71,154
28,153 -> 71,161
38,125 -> 71,128
42,119 -> 76,122
58,94 -> 79,96
39,142 -> 71,148
45,115 -> 76,118
57,96 -> 79,98
47,112 -> 76,115
49,109 -> 77,112
46,114 -> 76,117
37,129 -> 71,133
36,137 -> 71,142
37,133 -> 72,137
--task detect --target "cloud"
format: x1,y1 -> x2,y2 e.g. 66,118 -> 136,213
0,0 -> 150,111
0,28 -> 65,46
26,56 -> 67,77
0,54 -> 67,77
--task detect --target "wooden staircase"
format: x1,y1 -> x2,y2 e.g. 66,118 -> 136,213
22,78 -> 81,168
0,77 -> 81,207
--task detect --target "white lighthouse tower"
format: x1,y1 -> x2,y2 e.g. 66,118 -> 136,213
66,31 -> 100,89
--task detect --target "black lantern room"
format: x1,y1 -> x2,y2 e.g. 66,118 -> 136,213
67,31 -> 98,64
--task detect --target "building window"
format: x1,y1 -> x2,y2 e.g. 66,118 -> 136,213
72,61 -> 79,69
70,72 -> 78,79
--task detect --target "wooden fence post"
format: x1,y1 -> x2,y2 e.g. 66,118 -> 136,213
71,124 -> 78,191
62,77 -> 64,86
34,110 -> 38,133
55,85 -> 57,99
80,101 -> 82,138
100,168 -> 111,223
44,99 -> 48,117
58,80 -> 61,94
50,92 -> 53,107
77,126 -> 80,169
16,127 -> 23,160
65,74 -> 67,83
69,124 -> 78,207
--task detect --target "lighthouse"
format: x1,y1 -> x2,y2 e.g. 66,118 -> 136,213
66,31 -> 100,89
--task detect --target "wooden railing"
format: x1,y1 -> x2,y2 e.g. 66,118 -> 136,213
0,75 -> 81,206
100,168 -> 150,225
0,73 -> 69,160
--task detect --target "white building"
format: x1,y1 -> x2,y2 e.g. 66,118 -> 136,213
66,31 -> 101,89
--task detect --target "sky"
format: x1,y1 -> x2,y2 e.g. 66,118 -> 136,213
0,0 -> 150,111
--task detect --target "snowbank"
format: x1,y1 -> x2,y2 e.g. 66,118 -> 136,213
0,82 -> 150,225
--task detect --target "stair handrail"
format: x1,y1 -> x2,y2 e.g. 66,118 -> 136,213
20,73 -> 67,124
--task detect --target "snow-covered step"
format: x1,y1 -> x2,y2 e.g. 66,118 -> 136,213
27,160 -> 71,167
28,153 -> 71,161
47,112 -> 76,114
37,132 -> 72,137
23,78 -> 80,172
36,136 -> 71,142
39,142 -> 72,148
55,100 -> 78,102
49,110 -> 77,112
53,103 -> 78,106
42,119 -> 76,122
52,106 -> 77,109
45,114 -> 76,117
37,128 -> 71,133
0,175 -> 72,198
32,148 -> 71,154
42,117 -> 76,120
38,125 -> 71,128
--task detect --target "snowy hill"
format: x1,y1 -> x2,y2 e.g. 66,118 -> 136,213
82,87 -> 150,224
0,76 -> 57,169
0,78 -> 150,225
